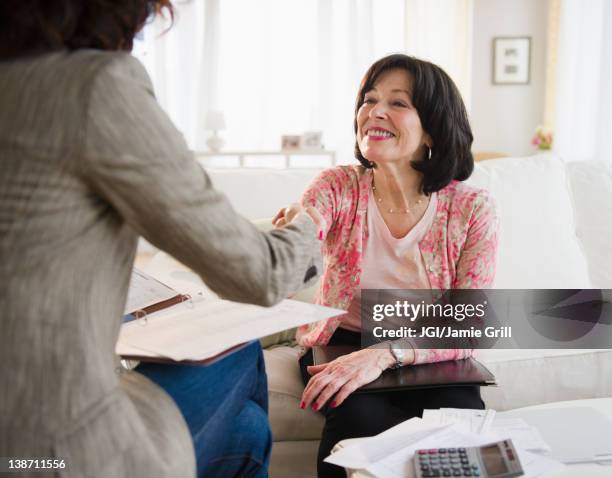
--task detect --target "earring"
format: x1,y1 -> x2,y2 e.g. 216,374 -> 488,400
428,147 -> 432,160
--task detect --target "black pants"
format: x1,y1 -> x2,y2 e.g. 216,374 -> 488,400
299,328 -> 485,478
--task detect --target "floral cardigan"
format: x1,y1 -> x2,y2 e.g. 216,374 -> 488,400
296,165 -> 499,364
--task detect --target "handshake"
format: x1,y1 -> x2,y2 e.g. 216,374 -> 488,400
272,203 -> 325,240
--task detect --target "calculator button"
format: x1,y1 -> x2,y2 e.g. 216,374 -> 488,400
463,472 -> 472,477
472,471 -> 480,477
442,471 -> 451,477
419,450 -> 428,455
439,449 -> 447,454
461,458 -> 469,464
453,472 -> 462,477
448,448 -> 456,453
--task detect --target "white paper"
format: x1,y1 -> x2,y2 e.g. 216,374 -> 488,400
124,268 -> 179,315
490,418 -> 551,453
324,420 -> 445,469
365,426 -> 494,478
422,408 -> 496,434
142,252 -> 217,298
117,298 -> 344,361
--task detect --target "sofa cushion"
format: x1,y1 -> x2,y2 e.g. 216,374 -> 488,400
566,160 -> 612,288
264,346 -> 325,441
479,349 -> 612,410
466,154 -> 592,288
207,168 -> 323,220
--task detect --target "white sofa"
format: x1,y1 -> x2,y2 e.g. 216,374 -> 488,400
202,153 -> 612,477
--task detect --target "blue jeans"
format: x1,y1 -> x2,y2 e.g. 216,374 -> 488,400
136,341 -> 271,478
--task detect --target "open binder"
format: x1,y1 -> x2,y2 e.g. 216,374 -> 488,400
117,258 -> 346,364
312,345 -> 496,393
123,268 -> 191,321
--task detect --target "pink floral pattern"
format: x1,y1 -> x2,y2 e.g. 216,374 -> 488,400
296,165 -> 499,365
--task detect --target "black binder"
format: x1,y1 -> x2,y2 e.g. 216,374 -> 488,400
312,345 -> 496,393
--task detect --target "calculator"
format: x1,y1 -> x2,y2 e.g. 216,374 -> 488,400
413,439 -> 524,478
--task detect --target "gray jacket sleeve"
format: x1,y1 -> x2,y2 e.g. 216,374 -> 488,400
81,53 -> 321,306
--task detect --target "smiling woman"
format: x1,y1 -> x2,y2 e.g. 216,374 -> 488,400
272,54 -> 499,478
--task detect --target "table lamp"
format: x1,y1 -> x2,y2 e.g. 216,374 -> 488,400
205,110 -> 226,152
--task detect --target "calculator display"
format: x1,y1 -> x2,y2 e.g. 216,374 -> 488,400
480,444 -> 508,476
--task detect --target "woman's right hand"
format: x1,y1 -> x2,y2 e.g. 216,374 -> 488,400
272,203 -> 324,237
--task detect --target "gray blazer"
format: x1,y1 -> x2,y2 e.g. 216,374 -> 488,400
0,50 -> 321,477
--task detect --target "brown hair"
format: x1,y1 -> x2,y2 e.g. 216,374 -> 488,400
354,54 -> 474,194
0,0 -> 174,59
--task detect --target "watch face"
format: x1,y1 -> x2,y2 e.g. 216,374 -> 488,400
391,342 -> 405,362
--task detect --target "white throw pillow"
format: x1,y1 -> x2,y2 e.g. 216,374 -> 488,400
566,160 -> 612,288
466,154 -> 592,288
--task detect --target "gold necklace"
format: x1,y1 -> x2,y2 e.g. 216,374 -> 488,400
371,179 -> 427,214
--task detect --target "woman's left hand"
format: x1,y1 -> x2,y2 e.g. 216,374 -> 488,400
300,348 -> 396,410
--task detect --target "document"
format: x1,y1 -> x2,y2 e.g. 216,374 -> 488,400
117,297 -> 344,361
421,408 -> 550,453
116,252 -> 344,362
499,406 -> 612,464
124,268 -> 183,315
490,418 -> 551,453
422,408 -> 496,434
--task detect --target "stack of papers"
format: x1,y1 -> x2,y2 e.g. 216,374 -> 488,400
422,409 -> 551,453
326,409 -> 565,478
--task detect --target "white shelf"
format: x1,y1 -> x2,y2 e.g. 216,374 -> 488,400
195,150 -> 336,168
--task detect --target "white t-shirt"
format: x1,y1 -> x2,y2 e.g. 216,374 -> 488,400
340,188 -> 438,332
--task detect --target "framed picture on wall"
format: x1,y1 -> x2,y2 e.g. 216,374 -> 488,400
492,36 -> 531,85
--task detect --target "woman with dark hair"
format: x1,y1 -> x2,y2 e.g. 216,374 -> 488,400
0,1 -> 322,477
274,54 -> 498,477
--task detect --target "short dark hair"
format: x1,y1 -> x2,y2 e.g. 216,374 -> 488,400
0,0 -> 174,59
354,54 -> 474,194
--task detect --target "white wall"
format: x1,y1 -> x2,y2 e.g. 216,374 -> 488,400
470,0 -> 548,157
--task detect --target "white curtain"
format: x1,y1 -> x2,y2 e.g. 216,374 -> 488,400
133,0 -> 473,164
553,0 -> 612,162
404,0 -> 474,111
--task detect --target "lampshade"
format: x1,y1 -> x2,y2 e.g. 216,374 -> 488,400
204,110 -> 226,131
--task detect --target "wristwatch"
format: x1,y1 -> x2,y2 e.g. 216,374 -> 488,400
388,341 -> 405,370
